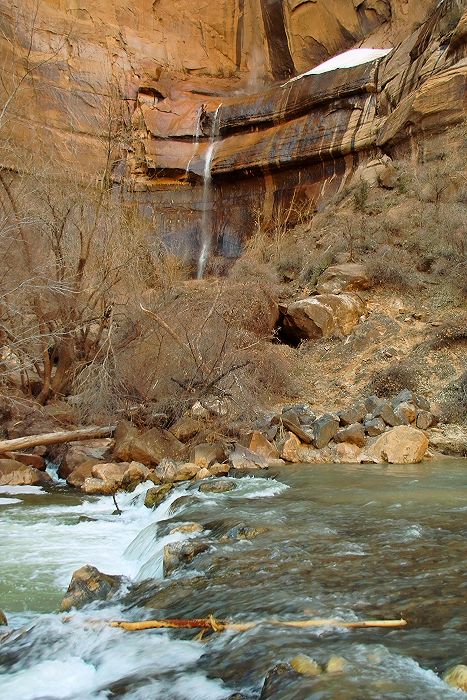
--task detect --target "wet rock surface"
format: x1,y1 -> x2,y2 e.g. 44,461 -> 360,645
163,540 -> 210,577
60,565 -> 123,612
144,483 -> 174,508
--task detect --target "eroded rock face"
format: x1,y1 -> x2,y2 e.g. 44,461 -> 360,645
0,0 -> 463,265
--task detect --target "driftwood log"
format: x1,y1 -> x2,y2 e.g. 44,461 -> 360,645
108,616 -> 408,633
0,426 -> 115,454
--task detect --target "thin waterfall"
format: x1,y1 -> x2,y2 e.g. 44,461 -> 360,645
185,106 -> 203,178
197,103 -> 222,279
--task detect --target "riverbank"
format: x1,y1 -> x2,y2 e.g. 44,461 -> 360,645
1,461 -> 466,698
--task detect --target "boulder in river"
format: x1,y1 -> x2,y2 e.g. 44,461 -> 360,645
66,460 -> 97,488
248,431 -> 280,460
366,425 -> 429,464
220,524 -> 268,542
0,609 -> 7,626
290,654 -> 323,677
260,663 -> 295,700
0,458 -> 51,486
163,540 -> 209,576
60,565 -> 122,611
443,664 -> 467,691
199,479 -> 237,494
59,439 -> 113,479
144,483 -> 174,508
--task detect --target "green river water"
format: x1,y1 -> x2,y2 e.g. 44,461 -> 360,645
0,460 -> 465,699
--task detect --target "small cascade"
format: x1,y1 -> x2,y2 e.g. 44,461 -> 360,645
197,103 -> 222,279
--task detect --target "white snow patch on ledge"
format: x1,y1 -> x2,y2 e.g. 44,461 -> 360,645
282,48 -> 392,86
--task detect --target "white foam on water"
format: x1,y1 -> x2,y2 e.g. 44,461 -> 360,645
0,497 -> 21,505
0,482 -> 191,597
282,48 -> 392,85
0,485 -> 45,495
0,608 -> 230,700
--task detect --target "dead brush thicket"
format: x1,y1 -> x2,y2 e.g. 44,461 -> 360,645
114,277 -> 300,428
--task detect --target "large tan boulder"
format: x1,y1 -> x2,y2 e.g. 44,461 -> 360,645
366,426 -> 429,464
5,452 -> 45,471
281,432 -> 334,464
429,425 -> 467,457
66,460 -> 99,489
91,462 -> 129,485
0,459 -> 51,486
282,293 -> 364,341
334,442 -> 363,464
82,477 -> 117,495
316,264 -> 371,295
113,421 -> 184,466
248,431 -> 280,460
60,439 -> 113,479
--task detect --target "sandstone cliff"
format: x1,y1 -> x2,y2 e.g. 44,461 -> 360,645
0,0 -> 465,259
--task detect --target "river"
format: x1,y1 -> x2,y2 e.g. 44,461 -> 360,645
0,461 -> 465,699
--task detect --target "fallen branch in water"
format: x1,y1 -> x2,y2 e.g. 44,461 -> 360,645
0,426 -> 115,454
108,615 -> 407,633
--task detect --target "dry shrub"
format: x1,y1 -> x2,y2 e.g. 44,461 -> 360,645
429,319 -> 467,350
438,372 -> 467,425
365,246 -> 414,289
366,362 -> 420,398
108,277 -> 294,427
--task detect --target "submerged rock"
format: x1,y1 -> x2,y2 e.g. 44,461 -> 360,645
199,479 -> 237,494
290,654 -> 322,677
260,663 -> 295,700
220,523 -> 269,542
144,483 -> 174,508
443,664 -> 467,691
0,609 -> 7,626
326,655 -> 348,673
169,523 -> 204,535
163,540 -> 209,576
60,565 -> 122,611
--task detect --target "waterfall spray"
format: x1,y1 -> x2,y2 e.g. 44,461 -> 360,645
197,103 -> 222,280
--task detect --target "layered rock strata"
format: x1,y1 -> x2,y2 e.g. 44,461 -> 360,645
0,1 -> 465,261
